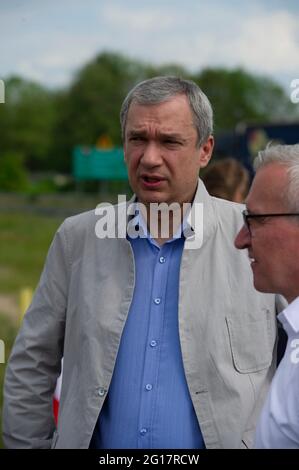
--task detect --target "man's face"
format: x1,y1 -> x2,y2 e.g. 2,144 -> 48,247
234,163 -> 299,302
123,94 -> 213,207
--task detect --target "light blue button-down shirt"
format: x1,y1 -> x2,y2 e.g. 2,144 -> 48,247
90,215 -> 205,449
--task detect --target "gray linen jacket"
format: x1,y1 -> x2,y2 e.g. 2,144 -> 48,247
2,180 -> 281,449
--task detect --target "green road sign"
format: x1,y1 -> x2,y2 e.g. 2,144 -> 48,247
73,146 -> 128,180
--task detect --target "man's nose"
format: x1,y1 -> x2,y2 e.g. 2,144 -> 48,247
234,224 -> 251,250
141,142 -> 162,167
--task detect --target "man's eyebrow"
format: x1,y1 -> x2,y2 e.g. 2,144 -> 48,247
128,129 -> 185,140
127,129 -> 146,136
160,132 -> 185,140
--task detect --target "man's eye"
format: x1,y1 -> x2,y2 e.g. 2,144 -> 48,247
257,216 -> 267,224
130,136 -> 145,142
250,216 -> 267,226
164,139 -> 180,146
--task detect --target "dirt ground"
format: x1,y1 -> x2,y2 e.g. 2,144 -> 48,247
0,294 -> 21,325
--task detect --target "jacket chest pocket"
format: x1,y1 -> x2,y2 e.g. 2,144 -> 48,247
226,314 -> 273,373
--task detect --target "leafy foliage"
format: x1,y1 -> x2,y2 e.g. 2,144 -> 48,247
0,77 -> 57,170
194,67 -> 297,132
0,152 -> 28,191
0,52 -> 297,176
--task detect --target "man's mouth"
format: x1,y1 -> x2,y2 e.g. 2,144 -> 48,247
144,176 -> 160,182
141,175 -> 165,187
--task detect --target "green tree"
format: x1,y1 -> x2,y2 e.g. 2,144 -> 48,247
0,152 -> 28,191
1,54 -> 297,176
142,62 -> 190,80
0,77 -> 57,170
50,53 -> 191,172
192,68 -> 297,132
50,52 -> 147,172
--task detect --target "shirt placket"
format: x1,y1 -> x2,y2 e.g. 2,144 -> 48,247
137,242 -> 173,448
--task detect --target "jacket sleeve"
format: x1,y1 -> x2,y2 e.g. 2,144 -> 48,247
2,220 -> 70,448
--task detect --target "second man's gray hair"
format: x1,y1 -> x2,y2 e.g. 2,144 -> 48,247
254,143 -> 299,212
120,76 -> 213,148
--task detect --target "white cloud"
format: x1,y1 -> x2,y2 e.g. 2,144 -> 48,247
0,1 -> 298,90
126,7 -> 299,85
102,4 -> 176,32
236,10 -> 299,73
16,61 -> 45,83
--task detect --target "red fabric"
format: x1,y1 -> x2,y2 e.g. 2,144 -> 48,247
53,397 -> 59,425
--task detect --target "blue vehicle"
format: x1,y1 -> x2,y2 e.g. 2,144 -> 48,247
214,122 -> 299,177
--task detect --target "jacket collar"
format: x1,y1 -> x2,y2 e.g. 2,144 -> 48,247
115,178 -> 218,247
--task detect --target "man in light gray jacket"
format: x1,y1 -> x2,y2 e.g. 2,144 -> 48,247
3,76 -> 281,449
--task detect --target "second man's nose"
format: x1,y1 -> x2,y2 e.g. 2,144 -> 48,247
234,224 -> 251,250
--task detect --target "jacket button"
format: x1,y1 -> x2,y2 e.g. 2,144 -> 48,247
98,388 -> 106,397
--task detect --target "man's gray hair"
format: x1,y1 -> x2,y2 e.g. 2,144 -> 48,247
120,76 -> 213,148
254,143 -> 299,211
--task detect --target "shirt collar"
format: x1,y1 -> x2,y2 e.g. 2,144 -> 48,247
278,296 -> 299,335
121,178 -> 218,245
127,202 -> 188,245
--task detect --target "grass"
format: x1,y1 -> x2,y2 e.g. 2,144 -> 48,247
0,192 -> 125,446
0,212 -> 64,294
0,211 -> 64,448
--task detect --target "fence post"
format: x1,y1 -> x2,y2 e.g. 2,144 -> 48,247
0,339 -> 4,363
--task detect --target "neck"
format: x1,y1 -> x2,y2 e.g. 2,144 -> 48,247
140,202 -> 189,246
286,293 -> 299,304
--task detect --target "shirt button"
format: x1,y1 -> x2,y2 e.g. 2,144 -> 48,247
140,428 -> 147,436
145,383 -> 153,391
150,340 -> 157,347
154,298 -> 161,305
98,388 -> 106,397
159,256 -> 166,263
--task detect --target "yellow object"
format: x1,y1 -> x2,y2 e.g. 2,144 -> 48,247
19,287 -> 33,321
95,135 -> 113,149
0,339 -> 4,364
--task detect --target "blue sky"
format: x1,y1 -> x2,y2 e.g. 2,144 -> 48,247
0,0 -> 298,92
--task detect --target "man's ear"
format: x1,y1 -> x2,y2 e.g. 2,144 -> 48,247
198,136 -> 214,169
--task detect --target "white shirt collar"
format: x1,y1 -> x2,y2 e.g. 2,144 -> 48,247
278,296 -> 299,335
